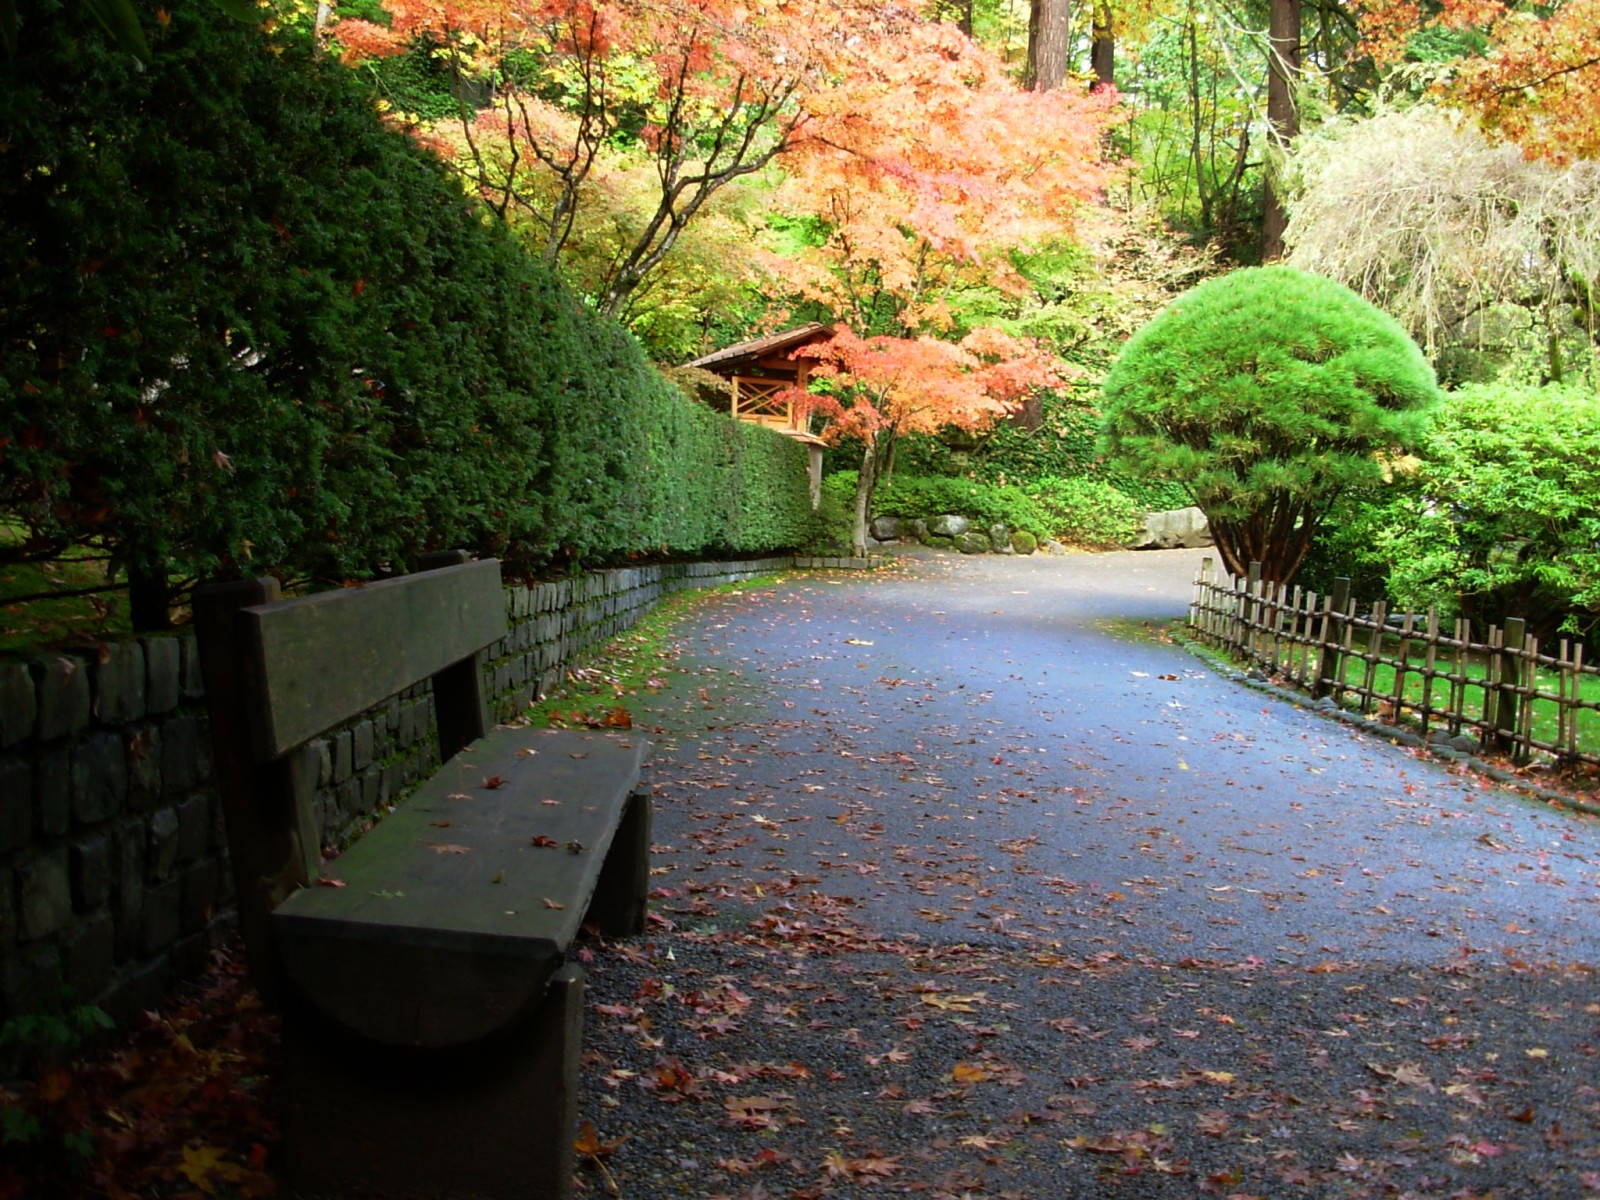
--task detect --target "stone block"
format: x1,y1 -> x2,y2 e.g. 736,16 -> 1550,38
65,910 -> 115,998
140,878 -> 181,957
160,715 -> 208,798
180,860 -> 218,934
93,639 -> 146,725
335,779 -> 360,821
71,730 -> 127,825
70,833 -> 111,911
0,660 -> 36,748
955,531 -> 991,554
35,744 -> 70,836
113,820 -> 146,962
175,796 -> 210,865
33,653 -> 91,741
142,636 -> 182,715
0,757 -> 31,853
313,738 -> 332,787
352,720 -> 375,771
332,730 -> 353,784
17,846 -> 72,941
126,726 -> 162,810
148,807 -> 181,882
179,634 -> 207,700
0,941 -> 63,1020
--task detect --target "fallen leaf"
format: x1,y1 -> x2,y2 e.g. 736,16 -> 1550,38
315,877 -> 348,889
531,835 -> 560,847
542,897 -> 565,909
482,775 -> 506,789
425,842 -> 471,855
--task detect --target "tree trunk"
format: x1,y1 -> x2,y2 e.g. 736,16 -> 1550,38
851,440 -> 878,558
1090,1 -> 1115,91
1027,0 -> 1073,92
1261,0 -> 1301,261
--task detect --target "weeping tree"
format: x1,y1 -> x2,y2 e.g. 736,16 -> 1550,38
1099,265 -> 1438,583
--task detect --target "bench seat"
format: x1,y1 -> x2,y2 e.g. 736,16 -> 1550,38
275,727 -> 648,1049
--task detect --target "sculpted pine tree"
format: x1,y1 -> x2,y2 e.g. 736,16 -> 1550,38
1100,266 -> 1439,584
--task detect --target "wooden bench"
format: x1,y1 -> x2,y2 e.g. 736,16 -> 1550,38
193,557 -> 651,1199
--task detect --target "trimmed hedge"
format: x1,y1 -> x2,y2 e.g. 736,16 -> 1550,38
1,0 -> 809,610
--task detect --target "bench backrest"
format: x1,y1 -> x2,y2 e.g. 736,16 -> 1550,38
238,558 -> 507,761
193,556 -> 509,1002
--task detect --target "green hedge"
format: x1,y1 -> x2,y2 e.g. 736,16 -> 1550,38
1,0 -> 809,610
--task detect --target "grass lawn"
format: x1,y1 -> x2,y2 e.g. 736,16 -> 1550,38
0,543 -> 130,654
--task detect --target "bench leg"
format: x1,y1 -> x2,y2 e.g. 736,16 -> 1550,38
283,965 -> 586,1199
585,789 -> 652,937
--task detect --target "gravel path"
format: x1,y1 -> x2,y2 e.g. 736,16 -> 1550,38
573,550 -> 1600,1200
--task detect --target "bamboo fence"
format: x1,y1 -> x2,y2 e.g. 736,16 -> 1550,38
1188,557 -> 1600,768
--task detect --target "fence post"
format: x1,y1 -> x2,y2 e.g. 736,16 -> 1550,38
1190,556 -> 1213,632
1311,577 -> 1351,699
1492,617 -> 1528,762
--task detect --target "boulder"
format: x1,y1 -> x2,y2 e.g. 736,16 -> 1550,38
955,531 -> 991,554
1135,506 -> 1212,549
929,514 -> 970,537
870,516 -> 903,542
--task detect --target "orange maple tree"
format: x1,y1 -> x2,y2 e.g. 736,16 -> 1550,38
332,0 -> 1116,319
1355,0 -> 1600,162
796,328 -> 1066,554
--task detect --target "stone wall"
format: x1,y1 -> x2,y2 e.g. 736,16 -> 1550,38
0,555 -> 796,1045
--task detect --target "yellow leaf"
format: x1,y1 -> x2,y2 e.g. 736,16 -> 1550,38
1526,1047 -> 1549,1059
951,1061 -> 987,1084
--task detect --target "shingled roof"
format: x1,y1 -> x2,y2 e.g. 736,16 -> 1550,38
685,323 -> 833,373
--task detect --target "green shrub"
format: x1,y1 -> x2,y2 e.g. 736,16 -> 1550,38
871,475 -> 1051,539
1323,382 -> 1600,642
1101,265 -> 1437,583
1026,476 -> 1144,548
1,0 -> 810,618
969,387 -> 1190,511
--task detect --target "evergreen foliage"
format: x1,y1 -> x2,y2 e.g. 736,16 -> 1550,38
1100,266 -> 1438,583
1302,383 -> 1600,643
1,0 -> 809,617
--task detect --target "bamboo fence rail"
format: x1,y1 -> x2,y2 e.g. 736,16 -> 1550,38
1188,557 -> 1600,768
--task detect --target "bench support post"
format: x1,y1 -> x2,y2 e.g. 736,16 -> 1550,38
194,577 -> 320,1003
585,790 -> 652,936
283,965 -> 587,1200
